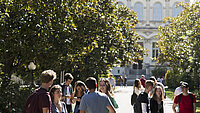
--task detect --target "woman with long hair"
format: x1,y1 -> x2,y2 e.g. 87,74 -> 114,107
49,85 -> 68,113
99,78 -> 118,113
72,81 -> 86,113
150,86 -> 164,113
133,79 -> 144,96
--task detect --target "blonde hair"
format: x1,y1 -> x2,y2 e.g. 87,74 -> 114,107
99,78 -> 113,97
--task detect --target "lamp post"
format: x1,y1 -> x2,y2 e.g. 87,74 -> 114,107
28,62 -> 36,87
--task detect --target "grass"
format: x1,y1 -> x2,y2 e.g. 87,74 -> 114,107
165,89 -> 200,113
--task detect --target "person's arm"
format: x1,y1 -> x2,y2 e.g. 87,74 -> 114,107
141,103 -> 147,113
106,105 -> 116,113
193,103 -> 196,113
80,110 -> 85,113
172,103 -> 177,113
42,107 -> 49,113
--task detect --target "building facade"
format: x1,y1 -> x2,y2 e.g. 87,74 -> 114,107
111,0 -> 190,84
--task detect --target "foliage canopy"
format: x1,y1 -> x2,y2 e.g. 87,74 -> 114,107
0,0 -> 143,112
158,1 -> 200,88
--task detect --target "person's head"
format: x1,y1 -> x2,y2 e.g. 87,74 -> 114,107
64,73 -> 73,85
109,74 -> 113,78
145,80 -> 154,91
141,75 -> 145,79
99,78 -> 113,97
49,85 -> 62,103
150,76 -> 157,84
181,82 -> 189,93
40,70 -> 56,86
74,81 -> 86,95
134,79 -> 141,89
152,86 -> 164,101
85,77 -> 97,90
179,81 -> 183,86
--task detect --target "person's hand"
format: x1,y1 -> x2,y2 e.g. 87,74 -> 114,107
65,95 -> 71,99
76,98 -> 81,102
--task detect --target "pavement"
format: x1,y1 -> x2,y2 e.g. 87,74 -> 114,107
114,86 -> 174,113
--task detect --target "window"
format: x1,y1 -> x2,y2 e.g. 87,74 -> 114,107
152,42 -> 159,61
134,3 -> 143,21
118,2 -> 124,6
172,3 -> 183,17
153,3 -> 162,21
118,70 -> 120,73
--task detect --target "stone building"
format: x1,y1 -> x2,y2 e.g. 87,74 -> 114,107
111,0 -> 191,85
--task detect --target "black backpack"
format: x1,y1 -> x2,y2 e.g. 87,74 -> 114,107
131,92 -> 137,105
134,94 -> 142,113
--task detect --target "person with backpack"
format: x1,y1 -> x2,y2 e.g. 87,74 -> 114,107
150,86 -> 164,113
172,82 -> 196,113
24,70 -> 57,113
132,79 -> 144,112
134,80 -> 154,113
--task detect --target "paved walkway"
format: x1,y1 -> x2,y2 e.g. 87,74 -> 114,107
114,86 -> 174,113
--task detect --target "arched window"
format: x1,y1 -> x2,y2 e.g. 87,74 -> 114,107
153,3 -> 162,21
134,3 -> 143,21
172,3 -> 183,17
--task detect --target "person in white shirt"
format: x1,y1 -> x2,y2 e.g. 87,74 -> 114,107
133,79 -> 144,96
174,81 -> 183,97
107,74 -> 115,90
61,73 -> 74,113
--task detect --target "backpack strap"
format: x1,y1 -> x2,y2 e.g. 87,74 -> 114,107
188,93 -> 194,109
178,93 -> 182,106
178,93 -> 194,109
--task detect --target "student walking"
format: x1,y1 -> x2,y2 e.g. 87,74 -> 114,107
172,82 -> 196,113
174,81 -> 183,97
79,77 -> 116,113
133,79 -> 144,96
150,86 -> 164,113
61,73 -> 74,113
139,75 -> 146,88
149,76 -> 165,98
72,81 -> 86,113
107,74 -> 115,90
134,80 -> 154,113
99,79 -> 119,113
49,85 -> 68,113
123,75 -> 127,87
25,70 -> 56,113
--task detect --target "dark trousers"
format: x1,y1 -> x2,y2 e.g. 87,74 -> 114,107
66,104 -> 72,113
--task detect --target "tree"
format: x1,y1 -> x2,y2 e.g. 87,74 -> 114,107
158,1 -> 200,89
0,0 -> 144,112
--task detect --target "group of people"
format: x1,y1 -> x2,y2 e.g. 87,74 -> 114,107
132,75 -> 197,113
116,75 -> 127,87
24,70 -> 118,113
24,70 -> 197,113
132,75 -> 165,113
